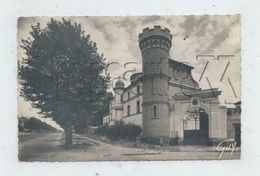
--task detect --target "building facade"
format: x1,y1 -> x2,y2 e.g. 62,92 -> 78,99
103,26 -> 241,145
227,101 -> 241,146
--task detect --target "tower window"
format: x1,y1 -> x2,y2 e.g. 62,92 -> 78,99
128,92 -> 130,99
137,101 -> 140,113
127,105 -> 130,116
153,105 -> 157,117
120,95 -> 123,102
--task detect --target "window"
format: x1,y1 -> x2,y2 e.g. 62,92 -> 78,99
128,92 -> 130,99
137,101 -> 140,113
120,95 -> 123,102
153,105 -> 157,117
127,105 -> 130,116
137,85 -> 140,94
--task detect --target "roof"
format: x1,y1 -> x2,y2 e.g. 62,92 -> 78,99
130,72 -> 143,83
169,59 -> 194,70
114,79 -> 125,89
234,101 -> 241,105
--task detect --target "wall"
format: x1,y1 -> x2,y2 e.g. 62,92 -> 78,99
122,83 -> 143,117
227,107 -> 241,139
122,113 -> 142,127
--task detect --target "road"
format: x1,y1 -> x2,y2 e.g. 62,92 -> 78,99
18,132 -> 240,161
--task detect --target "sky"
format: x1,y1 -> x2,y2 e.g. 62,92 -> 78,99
17,15 -> 240,128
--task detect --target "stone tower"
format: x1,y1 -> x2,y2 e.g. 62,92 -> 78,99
138,26 -> 172,138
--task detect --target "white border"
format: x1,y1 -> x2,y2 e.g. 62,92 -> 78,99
1,0 -> 260,176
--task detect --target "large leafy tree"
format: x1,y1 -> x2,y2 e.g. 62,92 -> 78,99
18,18 -> 110,147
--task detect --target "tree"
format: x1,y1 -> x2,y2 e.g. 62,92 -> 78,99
18,18 -> 110,147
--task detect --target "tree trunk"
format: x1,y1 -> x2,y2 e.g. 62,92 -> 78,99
64,124 -> 73,148
64,127 -> 69,148
68,124 -> 73,146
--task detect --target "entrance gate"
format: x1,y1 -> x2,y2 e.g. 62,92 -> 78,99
184,111 -> 209,145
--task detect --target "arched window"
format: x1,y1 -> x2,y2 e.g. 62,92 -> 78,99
153,105 -> 157,117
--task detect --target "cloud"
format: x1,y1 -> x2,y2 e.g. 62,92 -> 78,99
140,15 -> 162,25
178,15 -> 240,55
180,15 -> 210,37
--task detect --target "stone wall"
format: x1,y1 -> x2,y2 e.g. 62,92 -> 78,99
122,113 -> 142,127
142,102 -> 169,137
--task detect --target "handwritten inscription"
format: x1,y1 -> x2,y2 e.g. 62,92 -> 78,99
216,139 -> 237,159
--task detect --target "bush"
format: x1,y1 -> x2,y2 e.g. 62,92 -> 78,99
95,122 -> 142,141
140,137 -> 161,145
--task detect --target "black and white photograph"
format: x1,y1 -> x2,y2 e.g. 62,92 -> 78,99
17,15 -> 241,161
2,0 -> 260,176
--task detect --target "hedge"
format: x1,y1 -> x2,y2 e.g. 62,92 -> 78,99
95,122 -> 142,141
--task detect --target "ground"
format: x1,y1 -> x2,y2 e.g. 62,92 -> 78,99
18,132 -> 240,161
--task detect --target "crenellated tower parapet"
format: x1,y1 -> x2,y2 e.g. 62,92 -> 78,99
139,26 -> 172,54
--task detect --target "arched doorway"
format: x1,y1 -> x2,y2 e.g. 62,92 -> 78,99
183,109 -> 209,145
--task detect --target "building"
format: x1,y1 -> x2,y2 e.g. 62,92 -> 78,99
227,101 -> 241,146
103,26 -> 241,145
